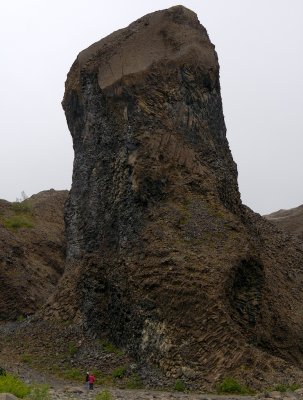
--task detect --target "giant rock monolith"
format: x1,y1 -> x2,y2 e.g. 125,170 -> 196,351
57,6 -> 303,389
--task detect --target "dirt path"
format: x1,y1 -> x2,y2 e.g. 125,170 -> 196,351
48,385 -> 255,400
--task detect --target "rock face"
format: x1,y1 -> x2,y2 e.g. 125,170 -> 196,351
264,204 -> 303,243
59,6 -> 303,389
0,190 -> 67,320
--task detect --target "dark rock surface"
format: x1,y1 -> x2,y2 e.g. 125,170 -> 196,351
54,5 -> 303,390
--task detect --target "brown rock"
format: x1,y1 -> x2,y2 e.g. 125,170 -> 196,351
0,394 -> 19,400
0,190 -> 68,320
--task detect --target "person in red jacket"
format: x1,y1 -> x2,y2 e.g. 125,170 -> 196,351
89,373 -> 96,390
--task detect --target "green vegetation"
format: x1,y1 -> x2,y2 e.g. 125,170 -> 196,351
2,194 -> 34,230
0,367 -> 6,376
0,373 -> 31,398
21,353 -> 32,364
126,373 -> 143,389
174,379 -> 186,392
99,339 -> 124,356
272,383 -> 300,392
62,368 -> 83,381
216,377 -> 254,395
91,368 -> 103,380
68,342 -> 77,356
4,215 -> 33,229
27,385 -> 50,400
17,315 -> 25,322
111,366 -> 127,379
12,201 -> 32,214
96,389 -> 112,400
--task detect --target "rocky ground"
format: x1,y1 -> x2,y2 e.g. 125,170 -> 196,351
3,367 -> 303,400
1,320 -> 303,400
48,386 -> 255,400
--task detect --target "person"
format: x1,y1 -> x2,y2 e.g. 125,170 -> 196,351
85,372 -> 89,389
89,373 -> 96,390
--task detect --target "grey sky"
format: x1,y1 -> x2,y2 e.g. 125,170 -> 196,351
1,0 -> 302,214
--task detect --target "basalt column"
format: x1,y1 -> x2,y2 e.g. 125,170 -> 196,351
60,6 -> 303,389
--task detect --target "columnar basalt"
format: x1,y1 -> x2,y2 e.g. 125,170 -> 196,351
59,6 -> 303,389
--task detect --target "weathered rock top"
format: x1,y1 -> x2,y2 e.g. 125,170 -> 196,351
66,5 -> 217,91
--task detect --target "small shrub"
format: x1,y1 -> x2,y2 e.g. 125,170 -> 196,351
12,201 -> 32,214
96,389 -> 112,400
21,353 -> 32,364
91,369 -> 102,379
0,367 -> 6,376
68,342 -> 77,356
126,373 -> 143,389
99,340 -> 123,356
111,366 -> 126,379
216,377 -> 253,395
27,384 -> 50,400
174,379 -> 186,392
289,383 -> 300,391
17,315 -> 25,322
273,383 -> 300,392
4,215 -> 33,229
0,373 -> 31,398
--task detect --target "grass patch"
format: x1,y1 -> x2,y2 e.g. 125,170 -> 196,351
68,342 -> 77,356
21,353 -> 32,364
216,377 -> 253,395
91,368 -> 106,381
96,389 -> 112,400
12,201 -> 32,214
0,373 -> 31,398
111,366 -> 126,379
272,383 -> 300,392
4,215 -> 33,229
93,370 -> 115,387
27,384 -> 50,400
174,379 -> 186,392
99,339 -> 124,356
3,198 -> 34,229
126,373 -> 143,389
62,368 -> 83,381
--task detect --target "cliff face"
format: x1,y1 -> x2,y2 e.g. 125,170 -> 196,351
0,190 -> 67,320
59,6 -> 303,389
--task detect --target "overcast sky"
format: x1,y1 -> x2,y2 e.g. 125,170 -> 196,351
1,0 -> 302,214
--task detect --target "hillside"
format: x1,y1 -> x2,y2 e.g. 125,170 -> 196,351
0,189 -> 68,320
264,204 -> 303,242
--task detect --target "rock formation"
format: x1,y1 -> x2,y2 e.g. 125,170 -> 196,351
58,6 -> 303,389
0,190 -> 67,320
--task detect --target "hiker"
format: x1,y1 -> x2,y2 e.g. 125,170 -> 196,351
89,373 -> 96,390
85,372 -> 89,389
